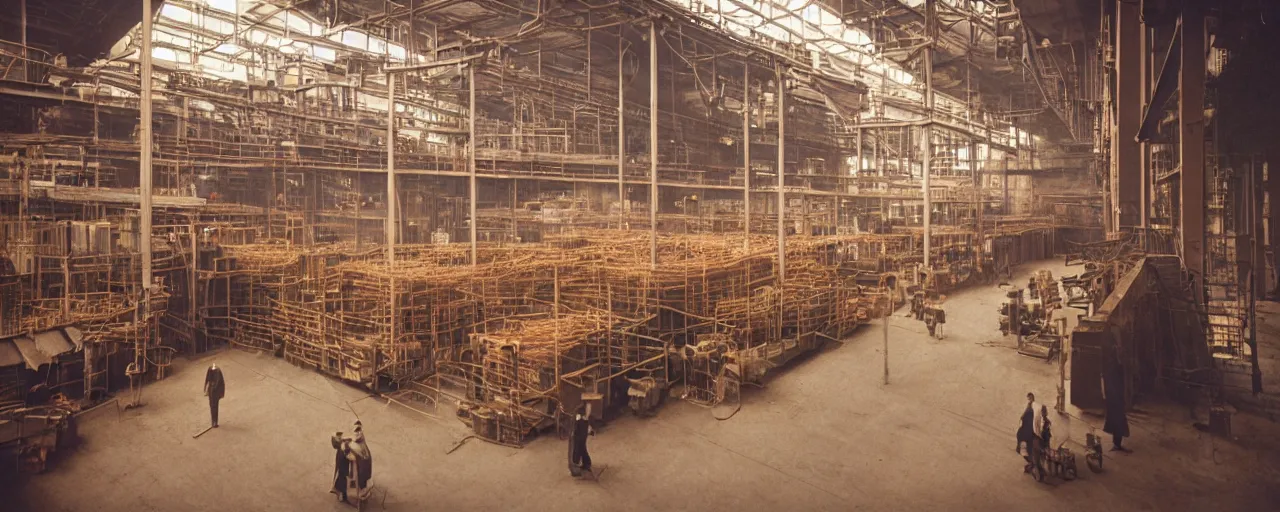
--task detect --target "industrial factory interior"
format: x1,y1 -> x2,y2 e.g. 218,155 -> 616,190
2,0 -> 1279,510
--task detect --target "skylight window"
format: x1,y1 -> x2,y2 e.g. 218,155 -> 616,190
213,43 -> 242,56
284,13 -> 316,37
311,45 -> 337,62
204,0 -> 238,13
388,44 -> 407,61
340,31 -> 369,51
160,4 -> 195,24
152,47 -> 187,63
203,16 -> 235,35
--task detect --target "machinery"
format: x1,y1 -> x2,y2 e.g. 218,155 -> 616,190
1085,428 -> 1105,473
0,402 -> 77,475
1026,441 -> 1080,482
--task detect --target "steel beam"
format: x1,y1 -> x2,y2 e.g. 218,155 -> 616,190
1002,154 -> 1009,212
1180,6 -> 1206,301
140,0 -> 154,295
1252,157 -> 1266,295
618,30 -> 626,230
777,62 -> 786,283
922,54 -> 933,268
923,0 -> 934,268
469,65 -> 478,265
1271,158 -> 1280,295
1139,13 -> 1152,229
743,61 -> 751,251
19,0 -> 26,82
1114,0 -> 1143,231
383,54 -> 483,72
650,22 -> 658,269
386,73 -> 396,264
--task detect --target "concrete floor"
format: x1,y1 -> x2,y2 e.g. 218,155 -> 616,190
9,260 -> 1280,511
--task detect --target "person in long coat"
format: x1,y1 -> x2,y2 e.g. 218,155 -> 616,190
568,403 -> 594,477
1102,359 -> 1131,452
203,363 -> 225,428
330,433 -> 349,501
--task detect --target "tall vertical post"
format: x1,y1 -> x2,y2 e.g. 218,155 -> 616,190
469,65 -> 478,265
386,73 -> 396,264
1002,153 -> 1010,213
1139,13 -> 1152,229
140,0 -> 154,297
743,61 -> 751,251
922,123 -> 932,268
1254,157 -> 1267,301
855,128 -> 863,177
776,63 -> 786,283
973,139 -> 983,259
883,293 -> 891,385
386,73 -> 399,362
1181,6 -> 1206,302
188,220 -> 197,350
19,0 -> 26,82
922,42 -> 934,267
1114,0 -> 1142,232
618,30 -> 626,230
649,22 -> 659,269
921,0 -> 935,269
1250,157 -> 1265,394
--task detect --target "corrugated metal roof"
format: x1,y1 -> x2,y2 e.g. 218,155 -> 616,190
12,336 -> 51,370
33,330 -> 75,359
0,328 -> 82,370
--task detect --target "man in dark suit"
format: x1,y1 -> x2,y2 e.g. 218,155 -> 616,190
1102,359 -> 1131,452
568,403 -> 595,477
204,363 -> 226,428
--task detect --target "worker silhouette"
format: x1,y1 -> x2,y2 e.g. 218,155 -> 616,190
568,403 -> 595,477
204,363 -> 225,428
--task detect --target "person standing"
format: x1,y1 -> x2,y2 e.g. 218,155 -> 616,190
1102,358 -> 1131,452
1039,405 -> 1053,451
348,430 -> 373,497
204,363 -> 225,428
330,432 -> 350,502
1015,392 -> 1038,454
1016,392 -> 1045,475
568,403 -> 595,477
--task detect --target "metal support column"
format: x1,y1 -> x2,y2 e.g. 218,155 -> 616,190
776,63 -> 786,283
20,0 -> 27,82
1181,6 -> 1206,300
649,22 -> 659,269
1002,154 -> 1010,213
1252,157 -> 1266,393
1139,11 -> 1153,229
140,0 -> 154,296
922,132 -> 932,269
1114,0 -> 1142,231
386,74 -> 396,264
922,0 -> 935,268
1254,157 -> 1267,298
1271,159 -> 1280,295
855,128 -> 863,178
618,30 -> 626,230
972,139 -> 983,258
469,65 -> 478,265
743,61 -> 751,251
